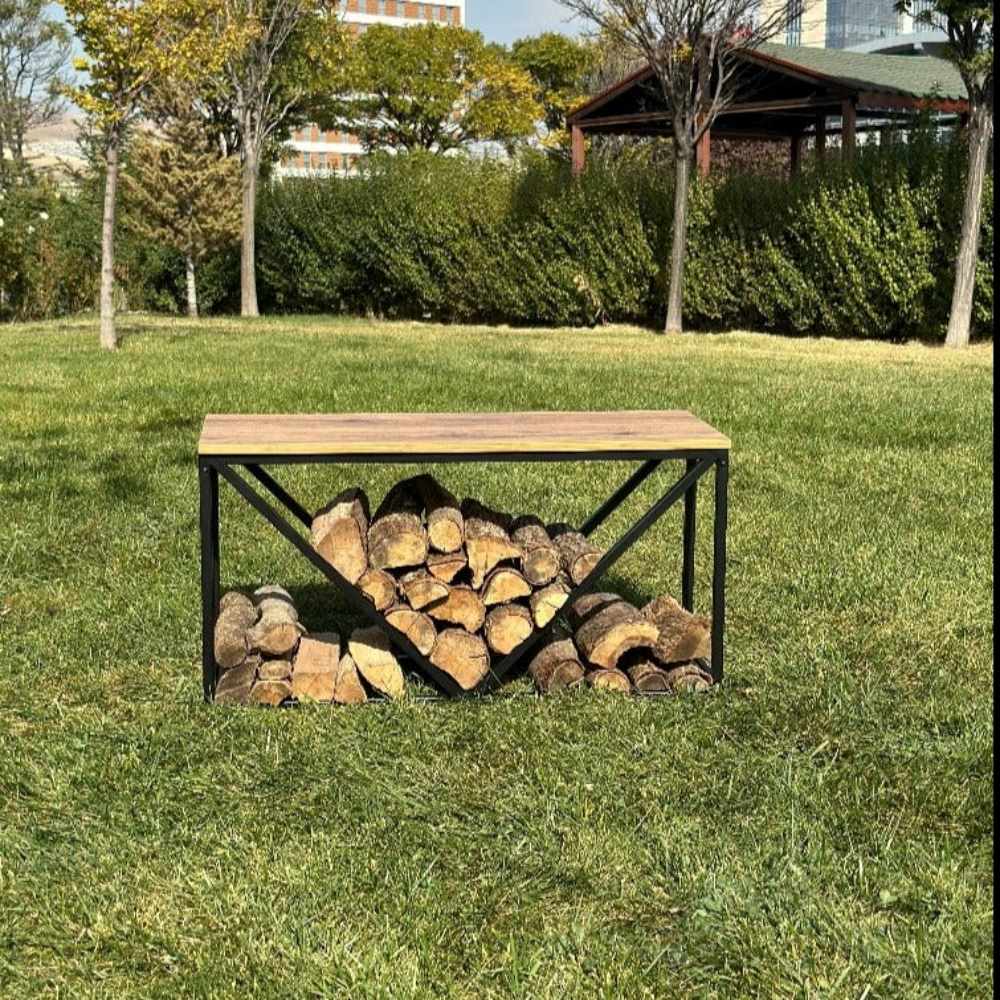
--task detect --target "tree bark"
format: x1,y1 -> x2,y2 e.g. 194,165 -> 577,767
247,586 -> 303,658
529,636 -> 585,694
664,149 -> 691,335
369,481 -> 428,570
240,144 -> 260,318
946,104 -> 992,349
100,129 -> 121,351
186,254 -> 198,319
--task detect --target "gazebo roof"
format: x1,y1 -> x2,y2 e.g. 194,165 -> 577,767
753,43 -> 966,101
568,43 -> 969,141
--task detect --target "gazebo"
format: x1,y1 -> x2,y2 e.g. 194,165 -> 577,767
567,43 -> 969,177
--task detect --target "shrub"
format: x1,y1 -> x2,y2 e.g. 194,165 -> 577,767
3,135 -> 993,341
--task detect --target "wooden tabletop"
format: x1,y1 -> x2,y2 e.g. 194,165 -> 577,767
198,411 -> 731,458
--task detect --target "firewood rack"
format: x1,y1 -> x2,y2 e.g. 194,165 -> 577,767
198,412 -> 731,701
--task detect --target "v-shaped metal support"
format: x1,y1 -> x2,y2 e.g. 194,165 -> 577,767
199,451 -> 729,702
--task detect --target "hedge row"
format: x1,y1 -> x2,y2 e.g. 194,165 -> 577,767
2,132 -> 992,340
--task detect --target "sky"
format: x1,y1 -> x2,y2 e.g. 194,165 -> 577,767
466,0 -> 582,44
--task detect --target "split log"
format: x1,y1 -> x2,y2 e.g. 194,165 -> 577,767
586,669 -> 632,694
642,596 -> 712,665
426,585 -> 487,634
574,596 -> 658,671
431,629 -> 491,691
398,570 -> 449,611
249,679 -> 293,707
311,488 -> 370,585
247,586 -> 303,658
483,604 -> 534,656
258,660 -> 293,683
550,524 -> 603,586
427,551 -> 468,584
627,659 -> 672,694
529,637 -> 585,694
214,656 -> 260,705
481,567 -> 532,607
567,592 -> 620,630
359,568 -> 397,612
385,605 -> 438,657
334,653 -> 369,705
461,499 -> 522,589
214,592 -> 257,671
292,633 -> 340,703
663,663 -> 714,694
406,474 -> 464,554
511,516 -> 560,587
368,481 -> 428,570
349,626 -> 406,700
530,578 -> 571,628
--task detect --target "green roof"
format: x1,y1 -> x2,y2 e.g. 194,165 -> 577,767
759,43 -> 968,102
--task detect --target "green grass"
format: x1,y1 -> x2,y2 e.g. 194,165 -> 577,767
0,314 -> 993,999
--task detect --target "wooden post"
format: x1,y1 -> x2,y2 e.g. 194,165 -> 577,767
841,98 -> 857,162
571,125 -> 586,178
790,134 -> 803,177
696,128 -> 711,179
816,114 -> 827,160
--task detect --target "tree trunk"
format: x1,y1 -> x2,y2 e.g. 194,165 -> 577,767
241,146 -> 260,318
186,254 -> 199,318
664,149 -> 691,335
945,104 -> 992,350
100,130 -> 121,351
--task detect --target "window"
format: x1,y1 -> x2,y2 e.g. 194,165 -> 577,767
786,0 -> 803,45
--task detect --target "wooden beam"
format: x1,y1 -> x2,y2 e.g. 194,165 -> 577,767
574,96 -> 840,131
571,125 -> 586,178
696,128 -> 711,179
816,114 -> 827,159
841,98 -> 857,162
790,134 -> 803,177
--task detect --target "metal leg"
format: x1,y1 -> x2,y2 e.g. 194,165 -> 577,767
711,455 -> 729,684
199,462 -> 220,703
682,459 -> 698,612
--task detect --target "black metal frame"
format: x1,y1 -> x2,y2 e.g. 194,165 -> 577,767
199,448 -> 729,702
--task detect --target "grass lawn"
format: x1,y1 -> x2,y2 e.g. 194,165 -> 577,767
0,315 -> 993,999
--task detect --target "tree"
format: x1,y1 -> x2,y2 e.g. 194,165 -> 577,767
0,0 -> 71,179
124,105 -> 241,318
61,0 -> 243,350
332,23 -> 539,154
217,0 -> 346,318
558,0 -> 806,334
511,32 -> 599,149
897,0 -> 992,348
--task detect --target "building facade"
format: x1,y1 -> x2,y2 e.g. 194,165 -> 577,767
284,0 -> 466,176
776,0 -> 946,53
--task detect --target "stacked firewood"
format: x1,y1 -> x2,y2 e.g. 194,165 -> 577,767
530,593 -> 714,696
308,475 -> 615,693
213,586 -> 413,707
212,474 -> 716,705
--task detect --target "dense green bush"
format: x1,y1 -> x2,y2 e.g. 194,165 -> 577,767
2,134 -> 993,340
255,143 -> 991,339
